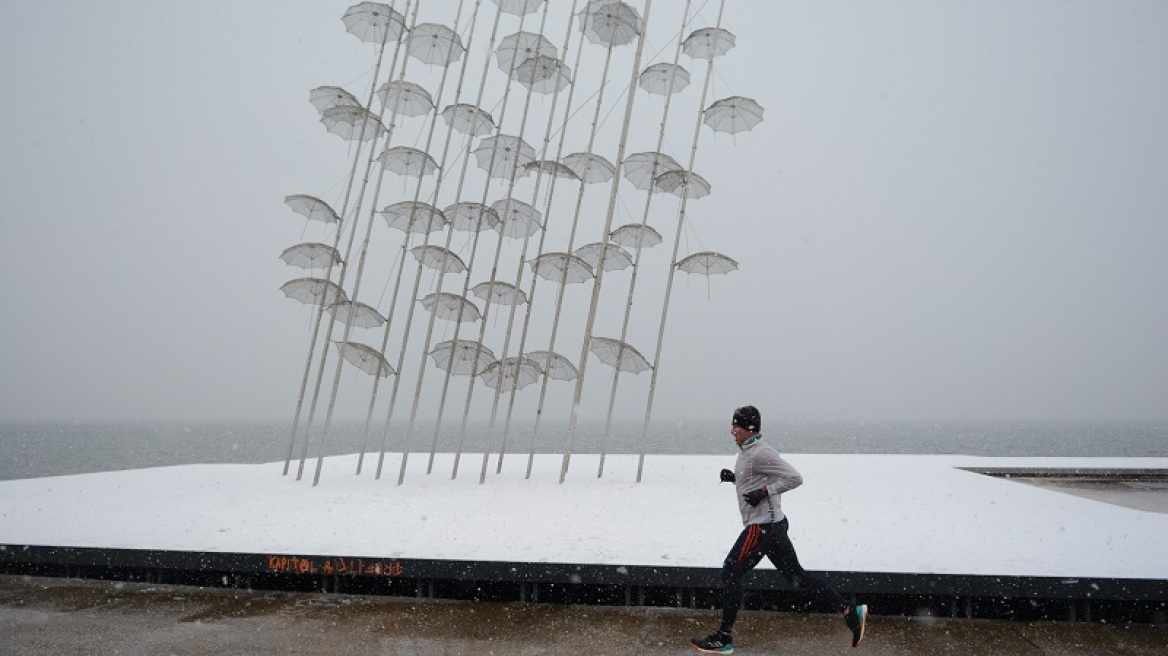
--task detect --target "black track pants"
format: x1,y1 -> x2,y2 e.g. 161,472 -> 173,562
719,517 -> 849,633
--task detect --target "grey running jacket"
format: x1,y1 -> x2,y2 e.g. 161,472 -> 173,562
734,436 -> 803,526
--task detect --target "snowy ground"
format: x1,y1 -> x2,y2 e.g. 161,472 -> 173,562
1,453 -> 1165,580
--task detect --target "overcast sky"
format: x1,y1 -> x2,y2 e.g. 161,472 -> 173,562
1,0 -> 1166,428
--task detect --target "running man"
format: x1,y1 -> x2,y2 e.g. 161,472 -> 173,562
691,405 -> 867,653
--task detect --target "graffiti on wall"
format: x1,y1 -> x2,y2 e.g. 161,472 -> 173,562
266,555 -> 405,577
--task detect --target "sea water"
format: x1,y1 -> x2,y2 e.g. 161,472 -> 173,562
1,418 -> 1165,481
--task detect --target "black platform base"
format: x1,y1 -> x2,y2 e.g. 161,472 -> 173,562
3,544 -> 1165,625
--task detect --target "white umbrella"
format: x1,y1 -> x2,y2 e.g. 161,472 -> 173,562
654,170 -> 711,199
703,96 -> 764,134
472,281 -> 528,306
376,80 -> 434,117
681,27 -> 736,59
342,2 -> 406,44
280,277 -> 348,307
441,103 -> 496,136
444,201 -> 501,232
491,0 -> 546,17
578,0 -> 641,47
589,336 -> 651,374
284,195 -> 341,225
562,152 -> 616,183
497,31 -> 558,74
574,242 -> 634,272
610,224 -> 662,249
407,23 -> 465,66
528,252 -> 594,284
380,201 -> 447,233
429,339 -> 497,376
676,251 -> 739,275
491,198 -> 543,238
378,146 -> 439,177
474,135 -> 536,181
420,292 -> 482,323
515,55 -> 572,94
326,300 -> 386,329
638,62 -> 690,95
525,350 -> 578,381
309,86 -> 361,114
411,245 -> 467,273
319,105 -> 385,142
623,151 -> 683,190
334,341 -> 394,378
279,242 -> 342,270
524,159 -> 580,180
479,356 -> 543,392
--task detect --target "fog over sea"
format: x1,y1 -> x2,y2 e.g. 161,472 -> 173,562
2,419 -> 1165,482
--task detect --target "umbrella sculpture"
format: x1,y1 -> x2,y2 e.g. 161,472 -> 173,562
574,242 -> 634,272
638,62 -> 690,95
578,0 -> 641,48
479,356 -> 543,392
411,245 -> 467,273
474,135 -> 536,181
496,31 -> 558,75
429,339 -> 497,376
609,223 -> 662,249
703,96 -> 765,134
279,2 -> 769,485
561,152 -> 616,183
631,9 -> 754,483
492,0 -> 546,17
285,3 -> 412,485
280,277 -> 348,307
676,251 -> 739,275
654,170 -> 712,199
376,80 -> 435,117
592,0 -> 700,481
284,194 -> 342,225
528,253 -> 594,284
407,23 -> 465,66
524,350 -> 578,381
472,281 -> 529,306
623,151 -> 683,190
524,159 -> 580,181
319,105 -> 386,142
309,86 -> 361,114
677,250 -> 740,301
444,201 -> 502,232
342,2 -> 406,44
326,300 -> 386,329
334,341 -> 395,378
378,147 -> 439,177
441,103 -> 496,137
320,104 -> 387,141
515,55 -> 572,95
588,336 -> 652,374
420,292 -> 482,323
380,201 -> 447,234
491,198 -> 543,238
681,27 -> 736,59
279,242 -> 342,270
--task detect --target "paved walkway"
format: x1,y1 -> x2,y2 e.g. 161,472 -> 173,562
2,576 -> 1165,655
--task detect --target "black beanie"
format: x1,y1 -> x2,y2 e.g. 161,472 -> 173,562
732,405 -> 761,432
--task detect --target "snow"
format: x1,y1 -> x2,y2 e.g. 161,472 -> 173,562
1,453 -> 1165,580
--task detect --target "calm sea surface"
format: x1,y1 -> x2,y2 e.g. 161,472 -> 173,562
1,419 -> 1165,481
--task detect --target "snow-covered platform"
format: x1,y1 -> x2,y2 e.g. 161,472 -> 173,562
2,454 -> 1166,621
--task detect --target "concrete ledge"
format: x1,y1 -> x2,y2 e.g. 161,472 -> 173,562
3,544 -> 1165,624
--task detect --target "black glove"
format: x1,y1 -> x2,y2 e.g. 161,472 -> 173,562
743,488 -> 769,507
719,468 -> 736,483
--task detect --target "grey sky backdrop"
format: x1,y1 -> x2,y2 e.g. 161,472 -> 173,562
2,0 -> 1166,427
